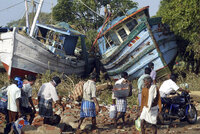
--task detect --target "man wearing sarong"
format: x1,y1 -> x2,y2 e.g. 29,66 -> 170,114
38,76 -> 64,125
140,76 -> 162,134
20,74 -> 36,125
114,72 -> 130,128
77,73 -> 100,130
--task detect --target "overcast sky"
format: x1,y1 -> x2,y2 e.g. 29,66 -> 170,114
0,0 -> 161,27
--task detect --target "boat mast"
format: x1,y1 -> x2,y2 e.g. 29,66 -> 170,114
29,0 -> 44,37
25,0 -> 30,33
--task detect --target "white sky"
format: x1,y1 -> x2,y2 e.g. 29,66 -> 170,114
0,0 -> 161,27
133,0 -> 161,16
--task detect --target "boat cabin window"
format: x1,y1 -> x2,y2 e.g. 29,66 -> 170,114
114,18 -> 138,43
117,28 -> 127,41
105,34 -> 113,49
126,19 -> 138,32
104,31 -> 121,49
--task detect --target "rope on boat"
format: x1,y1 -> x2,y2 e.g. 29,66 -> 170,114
91,14 -> 111,51
78,0 -> 104,19
0,1 -> 24,12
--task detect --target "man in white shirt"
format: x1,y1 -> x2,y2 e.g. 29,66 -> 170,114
4,77 -> 22,134
20,74 -> 36,124
159,74 -> 187,98
38,76 -> 64,125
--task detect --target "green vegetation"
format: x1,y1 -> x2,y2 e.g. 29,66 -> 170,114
52,0 -> 137,32
52,0 -> 137,49
156,0 -> 200,74
7,12 -> 53,27
3,0 -> 200,105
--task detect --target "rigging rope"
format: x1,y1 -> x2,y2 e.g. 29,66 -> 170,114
78,0 -> 104,19
0,1 -> 24,12
90,14 -> 111,51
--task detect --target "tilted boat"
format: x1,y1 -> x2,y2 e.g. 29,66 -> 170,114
0,22 -> 94,78
96,6 -> 177,80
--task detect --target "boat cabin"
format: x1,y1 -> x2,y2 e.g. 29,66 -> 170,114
98,7 -> 149,55
33,22 -> 85,58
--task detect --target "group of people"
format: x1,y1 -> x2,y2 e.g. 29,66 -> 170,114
1,62 -> 187,134
3,75 -> 64,134
76,62 -> 186,133
137,62 -> 188,134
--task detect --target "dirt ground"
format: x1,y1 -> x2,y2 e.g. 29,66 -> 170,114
0,92 -> 200,134
80,92 -> 200,134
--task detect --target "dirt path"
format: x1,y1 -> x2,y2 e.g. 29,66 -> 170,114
1,92 -> 200,134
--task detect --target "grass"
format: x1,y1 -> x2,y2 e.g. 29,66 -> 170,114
31,70 -> 83,98
1,66 -> 200,107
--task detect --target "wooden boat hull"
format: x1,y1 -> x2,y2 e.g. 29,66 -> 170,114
0,30 -> 94,78
98,17 -> 177,80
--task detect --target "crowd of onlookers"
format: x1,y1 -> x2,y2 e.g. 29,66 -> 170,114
0,62 -> 188,134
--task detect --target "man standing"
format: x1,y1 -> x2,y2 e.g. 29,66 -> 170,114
114,72 -> 130,128
137,67 -> 151,107
148,62 -> 156,84
4,77 -> 22,134
20,74 -> 36,124
38,76 -> 64,125
140,76 -> 162,134
77,73 -> 100,130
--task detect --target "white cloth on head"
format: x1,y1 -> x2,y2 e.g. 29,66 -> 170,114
112,78 -> 126,100
159,79 -> 179,98
115,78 -> 125,85
114,78 -> 127,112
37,82 -> 59,102
7,84 -> 21,112
140,85 -> 158,124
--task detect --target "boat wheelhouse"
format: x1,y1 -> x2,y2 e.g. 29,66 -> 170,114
97,6 -> 177,80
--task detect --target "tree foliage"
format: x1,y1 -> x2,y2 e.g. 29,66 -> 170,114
157,0 -> 200,59
52,0 -> 137,32
7,12 -> 52,27
52,0 -> 137,49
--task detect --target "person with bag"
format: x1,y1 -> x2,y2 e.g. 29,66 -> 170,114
37,76 -> 64,125
113,72 -> 132,128
4,76 -> 23,134
139,76 -> 162,134
20,74 -> 36,125
77,72 -> 100,130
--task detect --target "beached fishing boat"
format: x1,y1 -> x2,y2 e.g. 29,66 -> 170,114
0,0 -> 95,79
0,22 -> 94,79
96,6 -> 177,80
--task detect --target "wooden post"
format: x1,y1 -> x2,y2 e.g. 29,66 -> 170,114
8,28 -> 17,77
25,0 -> 30,33
30,0 -> 44,37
